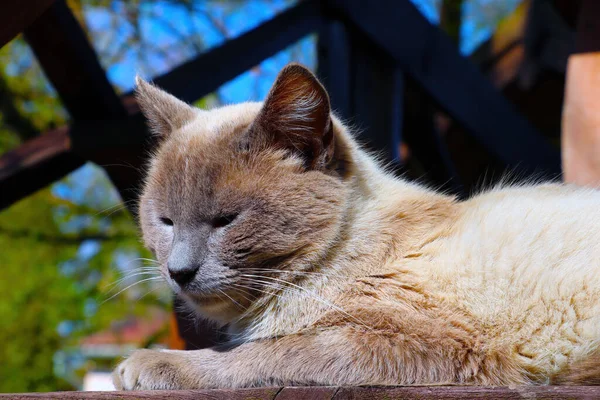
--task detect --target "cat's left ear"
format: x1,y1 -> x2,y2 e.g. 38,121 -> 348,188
135,76 -> 198,138
249,63 -> 334,169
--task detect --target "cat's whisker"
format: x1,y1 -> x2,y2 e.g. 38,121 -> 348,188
229,283 -> 290,324
137,283 -> 168,301
217,289 -> 244,309
94,199 -> 137,217
103,265 -> 161,289
101,276 -> 163,304
225,286 -> 255,304
231,283 -> 286,303
242,268 -> 333,277
239,274 -> 377,335
122,257 -> 160,267
104,271 -> 161,291
237,278 -> 285,296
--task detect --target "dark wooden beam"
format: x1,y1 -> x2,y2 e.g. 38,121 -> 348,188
317,18 -> 352,119
318,15 -> 402,164
23,0 -> 126,120
22,0 -> 142,209
348,29 -> 403,162
145,0 -> 323,103
329,0 -> 562,177
403,79 -> 465,195
0,0 -> 55,49
5,386 -> 600,399
0,127 -> 83,209
0,103 -> 149,211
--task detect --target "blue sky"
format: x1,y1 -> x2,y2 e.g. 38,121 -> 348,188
80,0 -> 521,103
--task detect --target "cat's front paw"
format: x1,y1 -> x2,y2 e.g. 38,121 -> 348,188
113,349 -> 191,390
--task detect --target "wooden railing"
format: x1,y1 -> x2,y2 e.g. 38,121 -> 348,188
4,385 -> 600,399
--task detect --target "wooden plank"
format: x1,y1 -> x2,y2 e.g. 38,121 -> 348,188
0,127 -> 83,209
0,0 -> 55,48
329,0 -> 561,177
2,388 -> 281,399
553,0 -> 583,28
24,0 -> 126,120
562,0 -> 600,187
6,386 -> 600,399
146,0 -> 323,103
333,386 -> 600,399
275,386 -> 338,400
71,114 -> 152,211
318,16 -> 403,164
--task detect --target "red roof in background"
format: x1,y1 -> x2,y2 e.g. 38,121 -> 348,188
81,307 -> 170,347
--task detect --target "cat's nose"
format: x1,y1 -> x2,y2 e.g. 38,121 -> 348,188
168,264 -> 199,287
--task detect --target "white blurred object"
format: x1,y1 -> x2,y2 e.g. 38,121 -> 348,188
83,371 -> 115,391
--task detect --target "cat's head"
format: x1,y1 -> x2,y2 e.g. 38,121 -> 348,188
136,64 -> 352,321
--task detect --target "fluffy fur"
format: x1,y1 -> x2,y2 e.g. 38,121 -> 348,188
114,64 -> 600,390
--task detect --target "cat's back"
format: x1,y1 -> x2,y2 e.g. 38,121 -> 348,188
418,183 -> 600,377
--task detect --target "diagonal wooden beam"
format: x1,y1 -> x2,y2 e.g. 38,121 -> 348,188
0,0 -> 55,49
0,113 -> 151,209
0,127 -> 83,209
23,0 -> 127,120
21,0 -> 137,209
328,0 -> 561,177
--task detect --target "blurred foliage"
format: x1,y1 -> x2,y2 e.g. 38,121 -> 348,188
0,186 -> 165,392
0,167 -> 169,392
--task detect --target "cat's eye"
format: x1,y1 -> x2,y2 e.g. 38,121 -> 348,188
160,217 -> 174,226
211,213 -> 239,229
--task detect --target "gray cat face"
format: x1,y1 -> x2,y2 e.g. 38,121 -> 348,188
136,64 -> 350,322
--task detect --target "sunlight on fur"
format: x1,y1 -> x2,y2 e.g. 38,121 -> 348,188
112,63 -> 600,390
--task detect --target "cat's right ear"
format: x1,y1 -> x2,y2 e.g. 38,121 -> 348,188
135,76 -> 198,138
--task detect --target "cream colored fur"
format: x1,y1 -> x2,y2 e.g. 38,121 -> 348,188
114,65 -> 600,390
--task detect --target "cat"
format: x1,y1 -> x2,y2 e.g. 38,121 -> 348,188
113,63 -> 600,390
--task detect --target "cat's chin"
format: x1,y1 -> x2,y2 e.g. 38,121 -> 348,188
182,292 -> 243,324
185,292 -> 225,306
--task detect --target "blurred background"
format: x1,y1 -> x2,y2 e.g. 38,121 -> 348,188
0,0 -> 584,392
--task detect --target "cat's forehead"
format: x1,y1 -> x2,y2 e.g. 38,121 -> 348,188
149,101 -> 268,188
178,101 -> 263,142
